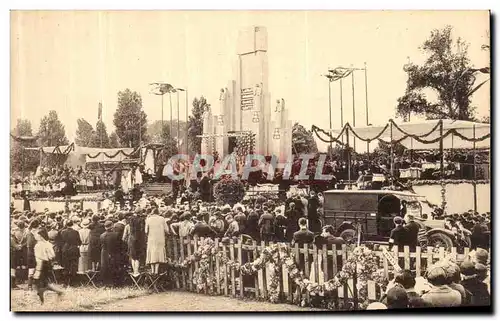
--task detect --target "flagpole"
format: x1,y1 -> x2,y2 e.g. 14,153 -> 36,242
328,77 -> 332,157
340,78 -> 344,145
185,88 -> 189,155
177,91 -> 180,152
351,69 -> 356,152
169,92 -> 173,138
364,62 -> 369,157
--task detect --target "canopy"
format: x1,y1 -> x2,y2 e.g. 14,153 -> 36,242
314,119 -> 490,151
25,143 -> 139,164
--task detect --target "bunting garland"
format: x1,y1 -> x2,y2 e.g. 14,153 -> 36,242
312,119 -> 490,146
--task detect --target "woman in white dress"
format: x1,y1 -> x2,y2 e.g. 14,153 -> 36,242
145,208 -> 169,275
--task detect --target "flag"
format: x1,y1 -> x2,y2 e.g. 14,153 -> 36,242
149,83 -> 175,95
98,102 -> 102,121
327,67 -> 354,82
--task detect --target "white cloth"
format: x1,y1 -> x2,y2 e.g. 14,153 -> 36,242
135,167 -> 143,185
144,149 -> 155,174
126,170 -> 133,189
35,166 -> 42,178
121,173 -> 129,194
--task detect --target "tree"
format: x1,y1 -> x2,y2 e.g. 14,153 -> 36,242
38,110 -> 69,146
188,96 -> 210,154
292,122 -> 318,154
156,124 -> 179,164
75,118 -> 95,147
91,120 -> 110,148
10,119 -> 39,174
397,26 -> 489,121
109,132 -> 120,148
148,119 -> 188,144
113,89 -> 148,148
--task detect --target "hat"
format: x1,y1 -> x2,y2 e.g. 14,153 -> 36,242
473,248 -> 489,265
104,220 -> 114,229
106,214 -> 114,220
81,218 -> 91,228
460,261 -> 476,276
393,216 -> 404,225
366,302 -> 387,310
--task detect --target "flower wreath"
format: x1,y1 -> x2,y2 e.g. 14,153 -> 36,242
168,239 -> 388,308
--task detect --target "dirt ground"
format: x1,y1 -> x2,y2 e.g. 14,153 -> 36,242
93,291 -> 321,312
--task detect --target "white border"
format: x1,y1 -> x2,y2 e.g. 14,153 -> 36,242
2,1 -> 498,320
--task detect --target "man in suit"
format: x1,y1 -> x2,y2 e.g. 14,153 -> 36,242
100,220 -> 120,287
190,213 -> 216,238
285,203 -> 303,242
292,218 -> 315,247
113,213 -> 127,286
404,214 -> 420,251
258,207 -> 275,242
60,221 -> 81,286
389,216 -> 409,252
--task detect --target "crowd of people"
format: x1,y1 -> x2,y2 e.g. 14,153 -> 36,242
367,248 -> 490,309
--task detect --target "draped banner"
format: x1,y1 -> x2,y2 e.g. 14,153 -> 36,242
311,119 -> 490,150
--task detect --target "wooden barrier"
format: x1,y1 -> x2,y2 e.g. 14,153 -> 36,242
165,237 -> 474,308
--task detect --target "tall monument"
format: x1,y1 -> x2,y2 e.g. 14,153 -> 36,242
201,26 -> 292,161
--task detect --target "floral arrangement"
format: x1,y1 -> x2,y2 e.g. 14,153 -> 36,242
213,177 -> 246,206
168,239 -> 387,308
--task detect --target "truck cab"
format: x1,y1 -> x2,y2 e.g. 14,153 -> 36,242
323,190 -> 424,243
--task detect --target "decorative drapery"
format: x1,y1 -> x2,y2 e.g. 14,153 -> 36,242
311,119 -> 490,149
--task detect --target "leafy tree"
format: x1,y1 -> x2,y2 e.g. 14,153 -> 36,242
91,120 -> 110,148
188,96 -> 210,154
38,110 -> 69,146
148,119 -> 187,144
113,89 -> 148,148
156,124 -> 179,164
75,118 -> 95,147
109,132 -> 120,148
292,122 -> 318,154
10,119 -> 39,174
397,26 -> 489,121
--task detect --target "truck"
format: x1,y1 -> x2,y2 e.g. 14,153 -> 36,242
322,189 -> 470,250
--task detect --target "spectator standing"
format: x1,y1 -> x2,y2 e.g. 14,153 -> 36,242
100,220 -> 120,287
77,218 -> 91,273
60,221 -> 81,286
258,208 -> 275,242
145,208 -> 169,275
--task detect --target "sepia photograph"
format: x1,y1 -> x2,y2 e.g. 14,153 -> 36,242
9,10 -> 491,312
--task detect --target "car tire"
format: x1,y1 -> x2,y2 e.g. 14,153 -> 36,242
340,229 -> 357,244
428,232 -> 454,250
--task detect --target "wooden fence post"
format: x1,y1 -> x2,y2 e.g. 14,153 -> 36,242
261,241 -> 268,300
222,242 -> 229,296
238,236 -> 244,298
230,239 -> 236,297
253,240 -> 260,299
304,243 -> 310,304
215,238 -> 221,295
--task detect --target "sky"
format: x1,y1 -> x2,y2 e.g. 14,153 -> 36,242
10,11 -> 490,150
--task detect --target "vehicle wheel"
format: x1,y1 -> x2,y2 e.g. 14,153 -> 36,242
427,233 -> 454,250
340,229 -> 357,244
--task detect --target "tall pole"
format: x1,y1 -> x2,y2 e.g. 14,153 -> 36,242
328,78 -> 332,157
185,88 -> 189,155
177,91 -> 180,152
161,94 -> 164,136
139,106 -> 142,147
473,124 -> 477,214
169,92 -> 173,138
340,78 -> 344,145
346,129 -> 351,187
364,62 -> 369,156
439,120 -> 444,178
351,70 -> 356,151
